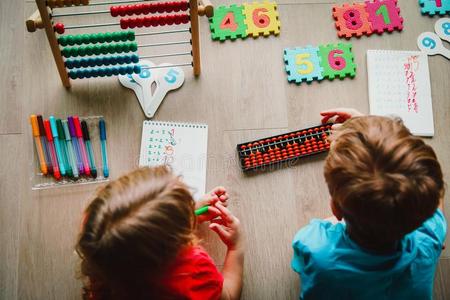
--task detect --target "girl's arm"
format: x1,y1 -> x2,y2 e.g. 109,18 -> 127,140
209,203 -> 244,300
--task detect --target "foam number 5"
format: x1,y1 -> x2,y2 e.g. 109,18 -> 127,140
295,53 -> 314,75
284,47 -> 323,83
145,64 -> 185,118
435,18 -> 450,42
243,2 -> 280,37
417,31 -> 450,58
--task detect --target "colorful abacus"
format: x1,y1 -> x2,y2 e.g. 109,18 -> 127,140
25,0 -> 214,88
236,124 -> 332,172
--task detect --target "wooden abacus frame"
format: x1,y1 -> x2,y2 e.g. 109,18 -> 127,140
26,0 -> 213,88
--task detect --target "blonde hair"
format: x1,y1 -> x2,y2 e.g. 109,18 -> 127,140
324,116 -> 444,252
76,166 -> 197,299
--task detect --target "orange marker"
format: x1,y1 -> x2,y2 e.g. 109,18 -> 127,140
30,115 -> 48,175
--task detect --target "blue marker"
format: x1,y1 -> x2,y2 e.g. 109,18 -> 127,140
99,119 -> 109,178
49,116 -> 67,176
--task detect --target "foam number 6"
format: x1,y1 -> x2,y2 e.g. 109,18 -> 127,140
319,43 -> 356,80
435,18 -> 450,42
243,2 -> 280,37
284,47 -> 323,84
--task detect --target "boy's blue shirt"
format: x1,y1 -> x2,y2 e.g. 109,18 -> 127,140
292,209 -> 447,300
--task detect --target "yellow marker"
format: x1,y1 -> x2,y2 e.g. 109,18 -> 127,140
30,115 -> 48,175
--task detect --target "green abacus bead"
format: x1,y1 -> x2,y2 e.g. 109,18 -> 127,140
66,36 -> 75,46
72,47 -> 80,57
105,45 -> 113,55
81,34 -> 90,44
77,46 -> 85,56
58,36 -> 67,46
115,32 -> 124,42
121,43 -> 129,53
104,32 -> 113,43
86,46 -> 94,56
127,31 -> 135,41
129,42 -> 137,52
74,35 -> 83,45
92,45 -> 101,55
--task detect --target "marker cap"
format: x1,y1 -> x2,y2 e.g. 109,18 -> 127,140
62,120 -> 72,141
49,116 -> 59,138
43,120 -> 53,141
73,116 -> 83,138
99,119 -> 106,140
67,116 -> 76,138
56,119 -> 65,140
81,120 -> 90,141
37,115 -> 46,137
30,115 -> 39,137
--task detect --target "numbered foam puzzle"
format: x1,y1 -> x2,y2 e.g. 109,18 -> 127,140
333,0 -> 403,38
284,43 -> 356,84
209,1 -> 280,41
419,0 -> 450,16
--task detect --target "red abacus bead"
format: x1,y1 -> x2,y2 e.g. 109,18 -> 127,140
158,16 -> 166,26
120,18 -> 128,29
166,15 -> 174,25
125,4 -> 134,16
54,23 -> 65,34
127,18 -> 136,28
241,145 -> 246,150
134,4 -> 144,15
157,2 -> 166,13
136,18 -> 144,27
110,6 -> 119,17
144,16 -> 153,27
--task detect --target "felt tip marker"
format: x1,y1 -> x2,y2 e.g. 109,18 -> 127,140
56,119 -> 73,177
43,120 -> 61,180
99,119 -> 109,178
62,120 -> 79,178
30,115 -> 48,175
49,116 -> 66,176
81,120 -> 97,178
68,116 -> 84,174
73,116 -> 91,176
37,115 -> 53,174
195,206 -> 209,216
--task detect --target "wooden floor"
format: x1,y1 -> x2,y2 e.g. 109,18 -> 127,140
1,1 -> 449,299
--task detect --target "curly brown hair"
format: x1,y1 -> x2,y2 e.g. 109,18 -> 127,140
76,166 -> 197,299
324,116 -> 444,253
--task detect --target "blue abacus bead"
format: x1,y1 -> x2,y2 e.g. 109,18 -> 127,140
126,65 -> 134,74
105,67 -> 113,77
115,55 -> 124,64
97,57 -> 105,66
65,60 -> 73,69
118,66 -> 127,75
133,65 -> 141,74
131,54 -> 139,63
124,55 -> 132,64
79,58 -> 86,68
69,71 -> 77,79
90,68 -> 98,78
84,69 -> 92,78
112,67 -> 120,75
77,70 -> 85,79
72,59 -> 80,69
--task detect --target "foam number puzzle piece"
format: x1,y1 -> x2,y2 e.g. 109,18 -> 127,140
243,1 -> 280,37
435,18 -> 450,42
144,64 -> 185,118
284,46 -> 323,84
419,0 -> 450,16
365,0 -> 403,33
118,60 -> 157,115
333,3 -> 373,38
417,32 -> 450,59
318,43 -> 356,80
209,4 -> 248,41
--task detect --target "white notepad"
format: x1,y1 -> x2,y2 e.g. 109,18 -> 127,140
367,50 -> 434,136
139,121 -> 208,199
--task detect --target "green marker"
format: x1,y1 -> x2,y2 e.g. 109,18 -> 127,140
195,206 -> 209,216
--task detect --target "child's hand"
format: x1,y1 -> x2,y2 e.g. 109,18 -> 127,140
320,108 -> 364,130
196,186 -> 229,223
209,202 -> 243,252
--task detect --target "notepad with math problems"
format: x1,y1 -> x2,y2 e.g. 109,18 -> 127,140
139,121 -> 208,199
367,50 -> 434,137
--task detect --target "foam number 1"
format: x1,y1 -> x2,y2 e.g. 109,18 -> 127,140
243,2 -> 280,37
365,0 -> 403,33
435,18 -> 450,42
417,31 -> 450,59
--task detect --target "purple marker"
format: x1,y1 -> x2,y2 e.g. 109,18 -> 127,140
68,116 -> 84,174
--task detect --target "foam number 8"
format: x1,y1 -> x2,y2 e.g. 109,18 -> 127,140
252,8 -> 270,28
295,53 -> 314,75
343,8 -> 362,30
328,49 -> 346,70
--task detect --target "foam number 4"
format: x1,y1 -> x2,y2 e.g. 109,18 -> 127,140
118,60 -> 157,114
319,43 -> 356,80
243,2 -> 280,37
209,5 -> 247,41
145,64 -> 185,118
365,0 -> 403,34
284,47 -> 323,84
435,18 -> 450,42
333,3 -> 372,38
417,32 -> 450,59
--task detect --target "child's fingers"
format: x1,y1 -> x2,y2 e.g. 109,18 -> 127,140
214,202 -> 235,223
207,206 -> 221,216
210,186 -> 227,197
209,223 -> 231,240
210,218 -> 227,226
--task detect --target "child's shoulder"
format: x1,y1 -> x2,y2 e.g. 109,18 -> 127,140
293,219 -> 345,250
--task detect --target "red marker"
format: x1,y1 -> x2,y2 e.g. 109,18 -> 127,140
73,116 -> 91,176
43,120 -> 61,180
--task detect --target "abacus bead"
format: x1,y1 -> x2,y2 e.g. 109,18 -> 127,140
120,19 -> 129,29
105,67 -> 113,77
54,23 -> 65,34
151,16 -> 160,27
91,68 -> 99,77
71,47 -> 79,57
133,65 -> 141,74
85,46 -> 94,56
121,43 -> 130,52
101,68 -> 108,77
144,17 -> 152,27
58,37 -> 67,46
122,55 -> 131,64
166,15 -> 174,26
104,32 -> 113,43
92,45 -> 101,55
115,55 -> 123,64
65,60 -> 73,68
131,54 -> 139,63
130,43 -> 137,51
126,65 -> 134,74
128,18 -> 137,28
74,35 -> 83,45
69,71 -> 77,80
110,6 -> 119,17
78,70 -> 85,79
119,66 -> 127,75
96,57 -> 104,66
81,0 -> 89,5
112,32 -> 121,42
134,4 -> 144,15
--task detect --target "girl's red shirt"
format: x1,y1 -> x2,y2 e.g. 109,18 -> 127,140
161,245 -> 224,300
